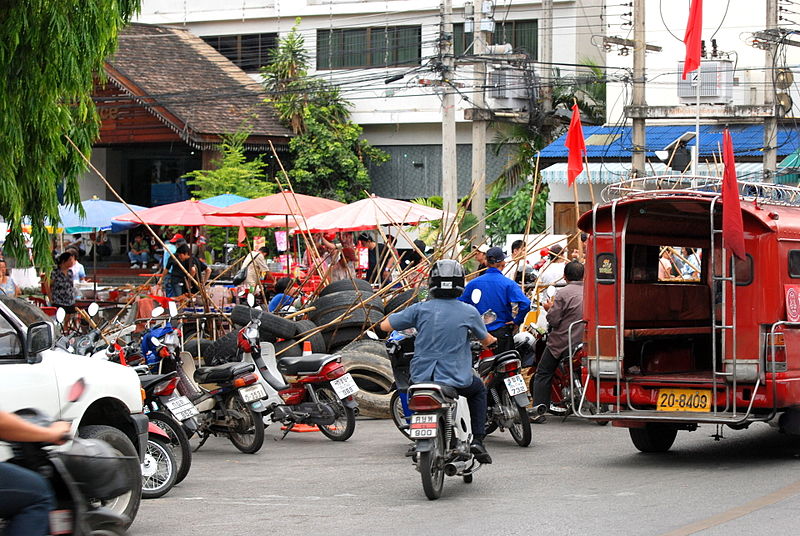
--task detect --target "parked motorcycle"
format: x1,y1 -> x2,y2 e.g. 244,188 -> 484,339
142,421 -> 177,499
232,300 -> 359,441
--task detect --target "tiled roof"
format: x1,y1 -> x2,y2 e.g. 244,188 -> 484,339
106,23 -> 291,149
540,124 -> 800,160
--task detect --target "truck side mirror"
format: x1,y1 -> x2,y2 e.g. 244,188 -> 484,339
26,321 -> 54,363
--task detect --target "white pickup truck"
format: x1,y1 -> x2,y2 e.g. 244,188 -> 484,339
0,296 -> 147,525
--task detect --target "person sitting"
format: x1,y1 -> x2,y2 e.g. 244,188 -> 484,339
128,235 -> 150,269
0,259 -> 20,297
380,260 -> 497,463
268,277 -> 296,313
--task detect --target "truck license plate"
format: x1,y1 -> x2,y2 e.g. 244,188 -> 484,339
409,414 -> 438,439
239,383 -> 267,403
504,374 -> 527,396
165,395 -> 199,420
331,373 -> 359,399
656,388 -> 712,412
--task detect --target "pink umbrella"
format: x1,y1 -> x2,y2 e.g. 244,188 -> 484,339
292,195 -> 447,233
211,191 -> 344,218
113,199 -> 273,228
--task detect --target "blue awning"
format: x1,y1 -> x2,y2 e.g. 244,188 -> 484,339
542,162 -> 765,184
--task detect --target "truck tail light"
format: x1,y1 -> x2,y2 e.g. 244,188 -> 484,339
770,327 -> 787,363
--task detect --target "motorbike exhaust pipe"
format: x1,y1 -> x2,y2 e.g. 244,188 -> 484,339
444,461 -> 466,476
533,403 -> 547,416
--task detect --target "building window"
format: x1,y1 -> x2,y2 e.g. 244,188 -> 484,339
202,33 -> 278,72
454,19 -> 538,58
316,26 -> 421,69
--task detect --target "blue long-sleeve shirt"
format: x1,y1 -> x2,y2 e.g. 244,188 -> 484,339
458,267 -> 531,331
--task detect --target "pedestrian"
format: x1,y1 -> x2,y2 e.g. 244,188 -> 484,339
537,244 -> 567,300
243,246 -> 269,294
128,235 -> 150,269
471,244 -> 490,276
0,259 -> 20,297
268,277 -> 296,313
531,260 -> 585,422
503,239 -> 533,283
160,244 -> 191,298
183,250 -> 211,295
46,251 -> 77,329
161,232 -> 185,271
459,246 -> 531,353
329,246 -> 357,282
358,232 -> 384,285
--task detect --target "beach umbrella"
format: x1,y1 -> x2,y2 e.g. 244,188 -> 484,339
200,194 -> 250,208
292,195 -> 447,233
113,199 -> 273,228
58,198 -> 146,233
210,191 -> 344,218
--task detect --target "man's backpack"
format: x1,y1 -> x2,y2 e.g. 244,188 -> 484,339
232,254 -> 255,286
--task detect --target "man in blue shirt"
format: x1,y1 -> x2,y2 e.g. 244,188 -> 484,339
268,277 -> 296,313
459,247 -> 531,353
381,260 -> 496,463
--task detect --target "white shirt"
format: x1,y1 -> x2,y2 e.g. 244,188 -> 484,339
537,261 -> 566,300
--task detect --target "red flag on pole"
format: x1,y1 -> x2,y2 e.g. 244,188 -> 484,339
237,221 -> 247,247
682,0 -> 703,80
722,129 -> 745,259
564,104 -> 586,187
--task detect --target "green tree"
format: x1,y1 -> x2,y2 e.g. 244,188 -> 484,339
261,21 -> 388,202
485,181 -> 547,245
0,1 -> 140,266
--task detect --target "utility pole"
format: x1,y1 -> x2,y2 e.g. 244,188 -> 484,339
764,0 -> 778,182
631,0 -> 646,177
441,0 -> 458,252
541,0 -> 553,113
471,1 -> 489,241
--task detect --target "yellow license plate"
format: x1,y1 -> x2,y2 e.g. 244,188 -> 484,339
656,388 -> 712,412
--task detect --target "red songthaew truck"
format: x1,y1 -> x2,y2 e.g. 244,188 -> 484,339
576,176 -> 800,452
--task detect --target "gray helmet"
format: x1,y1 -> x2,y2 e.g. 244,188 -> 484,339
428,259 -> 465,298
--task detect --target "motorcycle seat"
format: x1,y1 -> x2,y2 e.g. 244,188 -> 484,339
410,382 -> 459,401
494,350 -> 521,365
277,353 -> 339,375
194,362 -> 254,384
139,372 -> 177,391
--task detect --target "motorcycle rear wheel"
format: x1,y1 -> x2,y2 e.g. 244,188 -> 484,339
502,389 -> 532,447
225,394 -> 265,454
141,436 -> 177,499
147,411 -> 192,484
390,390 -> 411,439
317,386 -> 356,441
419,420 -> 445,500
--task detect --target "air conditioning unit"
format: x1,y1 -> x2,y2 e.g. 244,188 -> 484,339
677,60 -> 734,105
486,65 -> 533,111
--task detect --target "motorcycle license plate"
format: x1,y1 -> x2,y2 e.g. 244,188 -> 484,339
165,395 -> 199,420
239,383 -> 268,403
409,414 -> 438,439
330,373 -> 359,399
504,374 -> 527,396
656,388 -> 712,412
50,509 -> 72,535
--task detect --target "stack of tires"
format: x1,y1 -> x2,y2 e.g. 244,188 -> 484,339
336,339 -> 394,419
308,279 -> 384,353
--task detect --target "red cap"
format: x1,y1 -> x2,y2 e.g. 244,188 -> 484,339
539,248 -> 550,257
169,233 -> 185,243
323,232 -> 336,242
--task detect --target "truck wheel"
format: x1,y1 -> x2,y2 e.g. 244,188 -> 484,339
79,425 -> 142,528
629,424 -> 678,453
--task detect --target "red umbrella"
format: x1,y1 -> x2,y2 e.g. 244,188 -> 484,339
113,199 -> 273,228
291,195 -> 447,233
210,191 -> 344,218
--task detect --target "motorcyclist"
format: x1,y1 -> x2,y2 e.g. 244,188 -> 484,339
0,411 -> 70,535
459,247 -> 531,353
380,260 -> 497,463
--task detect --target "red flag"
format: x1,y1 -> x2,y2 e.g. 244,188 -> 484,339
564,104 -> 585,187
722,129 -> 745,259
682,0 -> 703,80
237,221 -> 247,247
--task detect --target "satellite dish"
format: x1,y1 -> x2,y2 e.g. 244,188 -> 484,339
776,69 -> 794,90
777,93 -> 793,116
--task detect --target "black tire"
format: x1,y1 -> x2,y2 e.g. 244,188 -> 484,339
340,338 -> 389,359
78,425 -> 141,527
147,411 -> 192,485
225,393 -> 265,454
384,290 -> 417,314
309,291 -> 384,326
185,338 -> 215,366
324,327 -> 365,353
313,307 -> 385,332
205,332 -> 240,366
420,419 -> 445,500
141,436 -> 176,499
316,386 -> 356,441
274,339 -> 303,357
390,390 -> 411,438
231,305 -> 298,340
339,351 -> 394,418
629,424 -> 678,453
463,473 -> 473,484
295,319 -> 327,353
318,278 -> 374,297
502,389 -> 532,447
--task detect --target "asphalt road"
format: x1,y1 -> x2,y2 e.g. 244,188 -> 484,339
133,416 -> 800,536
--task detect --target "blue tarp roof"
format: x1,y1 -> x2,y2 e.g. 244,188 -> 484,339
540,124 -> 800,160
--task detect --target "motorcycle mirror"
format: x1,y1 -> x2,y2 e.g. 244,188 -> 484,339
365,330 -> 379,340
246,293 -> 255,307
482,309 -> 497,325
67,378 -> 86,403
471,288 -> 482,304
151,306 -> 164,318
168,301 -> 178,318
87,302 -> 99,317
150,336 -> 161,347
55,308 -> 66,324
